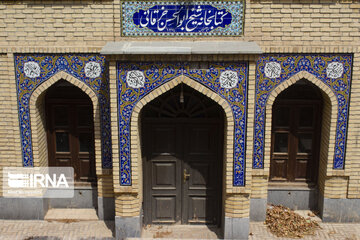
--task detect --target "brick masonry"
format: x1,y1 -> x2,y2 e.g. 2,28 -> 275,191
0,0 -> 359,229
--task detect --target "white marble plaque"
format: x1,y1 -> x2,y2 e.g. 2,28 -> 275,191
264,62 -> 281,79
326,62 -> 343,79
24,62 -> 41,78
126,70 -> 145,88
220,70 -> 238,89
85,62 -> 101,78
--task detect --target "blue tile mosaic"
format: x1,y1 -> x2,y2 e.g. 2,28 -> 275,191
15,55 -> 112,168
117,62 -> 248,186
121,1 -> 244,36
253,54 -> 353,170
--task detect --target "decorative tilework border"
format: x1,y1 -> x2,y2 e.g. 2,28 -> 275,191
117,62 -> 248,186
15,54 -> 112,168
121,1 -> 244,37
253,54 -> 353,169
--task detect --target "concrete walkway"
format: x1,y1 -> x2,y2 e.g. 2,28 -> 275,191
0,219 -> 359,239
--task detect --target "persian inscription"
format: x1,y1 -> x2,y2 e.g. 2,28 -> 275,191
24,62 -> 41,78
264,62 -> 281,79
122,1 -> 244,37
85,62 -> 101,78
126,70 -> 146,88
326,62 -> 344,79
133,5 -> 231,33
220,70 -> 238,89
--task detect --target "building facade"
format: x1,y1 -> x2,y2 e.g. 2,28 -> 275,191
0,0 -> 359,239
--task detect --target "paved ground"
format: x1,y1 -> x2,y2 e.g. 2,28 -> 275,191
249,222 -> 360,240
0,219 -> 359,239
45,209 -> 99,221
0,220 -> 114,240
140,225 -> 221,239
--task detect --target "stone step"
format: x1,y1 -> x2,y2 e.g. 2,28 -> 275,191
44,208 -> 98,221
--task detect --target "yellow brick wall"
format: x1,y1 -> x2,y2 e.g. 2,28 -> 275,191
31,92 -> 48,168
115,193 -> 141,217
0,54 -> 9,196
0,0 -> 359,206
346,53 -> 360,199
225,193 -> 250,218
0,1 -> 358,48
0,53 -> 23,197
0,1 -> 116,47
246,0 -> 360,49
318,91 -> 332,197
98,174 -> 115,197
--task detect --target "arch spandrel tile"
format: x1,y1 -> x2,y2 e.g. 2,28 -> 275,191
117,62 -> 249,187
14,54 -> 112,169
253,54 -> 353,171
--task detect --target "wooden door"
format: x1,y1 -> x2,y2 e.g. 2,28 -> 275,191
270,102 -> 321,182
143,121 -> 182,224
46,99 -> 96,183
182,121 -> 222,224
142,119 -> 222,225
141,83 -> 224,226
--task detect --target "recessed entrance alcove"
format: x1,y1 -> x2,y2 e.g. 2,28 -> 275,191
141,84 -> 224,231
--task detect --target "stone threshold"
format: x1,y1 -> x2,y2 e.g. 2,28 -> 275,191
44,208 -> 99,221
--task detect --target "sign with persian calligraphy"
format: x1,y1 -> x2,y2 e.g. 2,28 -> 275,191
24,62 -> 41,78
264,62 -> 281,79
326,62 -> 344,79
122,1 -> 244,37
85,62 -> 101,78
220,70 -> 238,89
126,70 -> 146,88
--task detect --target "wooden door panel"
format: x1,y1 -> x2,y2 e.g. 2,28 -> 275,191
151,127 -> 177,155
151,161 -> 177,189
270,159 -> 288,180
187,127 -> 215,155
294,159 -> 308,180
78,132 -> 93,153
152,196 -> 177,223
55,157 -> 72,167
78,157 -> 93,181
187,195 -> 218,224
187,162 -> 210,189
55,131 -> 71,152
53,105 -> 69,127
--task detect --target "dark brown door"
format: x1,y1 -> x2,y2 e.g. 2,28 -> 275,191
270,102 -> 321,182
183,122 -> 221,224
143,119 -> 222,225
142,84 -> 223,226
46,82 -> 96,183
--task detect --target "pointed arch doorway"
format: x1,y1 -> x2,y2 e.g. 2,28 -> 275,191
45,80 -> 96,183
270,79 -> 323,183
141,84 -> 224,225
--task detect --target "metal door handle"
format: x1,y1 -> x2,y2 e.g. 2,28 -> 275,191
183,169 -> 190,183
